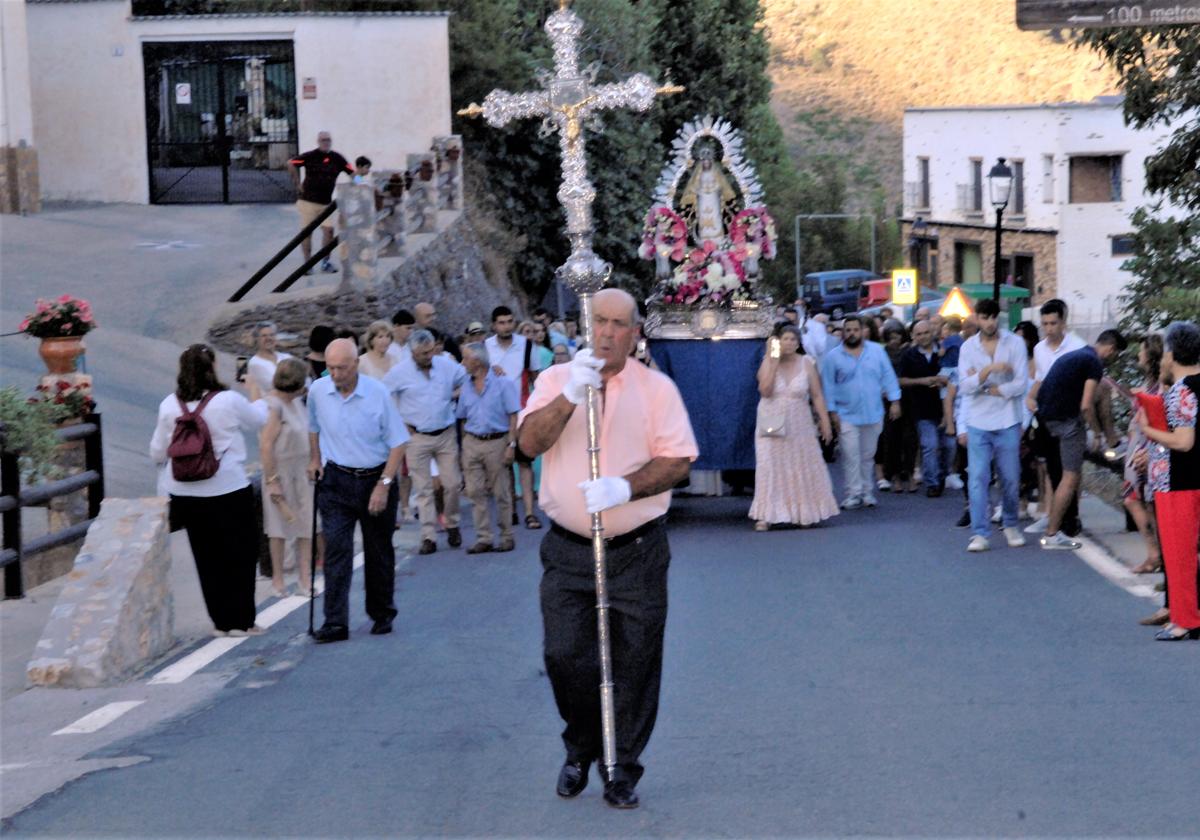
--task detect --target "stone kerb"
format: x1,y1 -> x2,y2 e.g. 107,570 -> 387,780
27,497 -> 173,688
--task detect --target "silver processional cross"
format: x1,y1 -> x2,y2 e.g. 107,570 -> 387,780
458,0 -> 681,785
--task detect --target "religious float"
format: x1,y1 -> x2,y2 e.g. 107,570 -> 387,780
640,116 -> 777,474
640,116 -> 776,340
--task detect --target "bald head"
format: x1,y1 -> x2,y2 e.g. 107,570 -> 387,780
593,288 -> 639,324
591,288 -> 640,376
324,338 -> 359,392
414,302 -> 437,328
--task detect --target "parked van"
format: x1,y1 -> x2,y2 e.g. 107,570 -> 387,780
802,269 -> 880,318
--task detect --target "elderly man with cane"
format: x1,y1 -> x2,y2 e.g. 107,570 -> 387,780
518,288 -> 698,810
306,339 -> 408,643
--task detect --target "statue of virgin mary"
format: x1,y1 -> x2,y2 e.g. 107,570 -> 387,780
678,146 -> 738,245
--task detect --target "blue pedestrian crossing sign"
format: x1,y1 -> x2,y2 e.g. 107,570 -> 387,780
892,269 -> 918,305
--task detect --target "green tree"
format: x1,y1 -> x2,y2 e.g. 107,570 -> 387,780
1077,27 -> 1200,333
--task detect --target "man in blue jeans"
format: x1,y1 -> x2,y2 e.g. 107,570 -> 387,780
956,299 -> 1030,552
899,319 -> 952,496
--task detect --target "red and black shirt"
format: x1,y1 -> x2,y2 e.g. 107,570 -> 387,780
290,149 -> 352,204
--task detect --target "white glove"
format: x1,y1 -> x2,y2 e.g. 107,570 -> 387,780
578,476 -> 632,514
562,348 -> 604,405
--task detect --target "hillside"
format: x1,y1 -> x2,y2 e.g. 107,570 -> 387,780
763,0 -> 1119,210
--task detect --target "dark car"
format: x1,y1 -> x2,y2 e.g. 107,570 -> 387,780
802,269 -> 881,319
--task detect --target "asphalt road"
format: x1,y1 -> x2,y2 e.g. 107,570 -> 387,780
5,491 -> 1197,838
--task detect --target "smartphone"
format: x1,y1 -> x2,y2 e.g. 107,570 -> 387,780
235,355 -> 249,383
769,337 -> 781,359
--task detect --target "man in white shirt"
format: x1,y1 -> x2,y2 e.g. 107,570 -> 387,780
1025,299 -> 1086,536
486,305 -> 547,529
957,298 -> 1029,553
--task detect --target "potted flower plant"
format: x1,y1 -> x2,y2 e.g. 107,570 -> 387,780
19,295 -> 96,374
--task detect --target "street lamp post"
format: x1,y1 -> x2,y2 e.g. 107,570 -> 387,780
987,157 -> 1013,303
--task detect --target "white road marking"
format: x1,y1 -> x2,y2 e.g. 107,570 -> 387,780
1074,535 -> 1160,600
52,701 -> 145,735
149,551 -> 367,685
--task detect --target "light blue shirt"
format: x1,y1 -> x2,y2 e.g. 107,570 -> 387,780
819,341 -> 901,426
457,371 -> 521,436
383,355 -> 468,432
307,374 -> 409,468
957,329 -> 1029,431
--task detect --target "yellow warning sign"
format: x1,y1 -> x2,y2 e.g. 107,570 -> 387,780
939,286 -> 973,320
892,269 -> 918,305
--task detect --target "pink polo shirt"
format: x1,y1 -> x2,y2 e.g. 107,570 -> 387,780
518,359 -> 698,538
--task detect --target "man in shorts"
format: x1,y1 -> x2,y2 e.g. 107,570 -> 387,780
289,131 -> 352,274
1035,329 -> 1127,550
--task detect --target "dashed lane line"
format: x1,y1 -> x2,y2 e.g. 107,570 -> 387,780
52,701 -> 145,736
149,552 -> 362,686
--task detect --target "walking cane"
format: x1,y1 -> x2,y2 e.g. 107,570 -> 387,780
308,480 -> 319,636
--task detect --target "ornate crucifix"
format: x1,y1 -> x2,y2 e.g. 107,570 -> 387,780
458,0 -> 681,257
459,0 -> 681,786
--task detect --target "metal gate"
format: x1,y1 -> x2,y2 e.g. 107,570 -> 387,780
143,41 -> 298,204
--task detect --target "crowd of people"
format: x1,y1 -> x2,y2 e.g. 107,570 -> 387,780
753,298 -> 1198,643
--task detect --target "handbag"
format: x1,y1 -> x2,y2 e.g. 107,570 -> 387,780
757,400 -> 786,437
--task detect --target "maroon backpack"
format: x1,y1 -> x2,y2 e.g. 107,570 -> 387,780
167,391 -> 221,481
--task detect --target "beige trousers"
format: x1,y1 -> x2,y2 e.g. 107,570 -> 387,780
407,427 -> 460,541
462,434 -> 514,544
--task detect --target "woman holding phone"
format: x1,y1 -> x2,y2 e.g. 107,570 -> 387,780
749,325 -> 838,531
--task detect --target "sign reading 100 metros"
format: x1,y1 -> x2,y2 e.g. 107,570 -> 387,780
1017,0 -> 1200,28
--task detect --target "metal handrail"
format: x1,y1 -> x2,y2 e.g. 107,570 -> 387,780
228,201 -> 338,302
270,237 -> 339,294
1,413 -> 105,598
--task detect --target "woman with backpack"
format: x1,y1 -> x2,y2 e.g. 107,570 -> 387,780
150,344 -> 269,637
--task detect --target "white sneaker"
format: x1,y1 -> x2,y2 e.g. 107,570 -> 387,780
1024,515 -> 1049,534
1003,527 -> 1027,548
944,474 -> 964,490
1040,532 -> 1081,551
877,478 -> 892,491
967,535 -> 990,552
841,496 -> 863,510
990,504 -> 1003,524
862,494 -> 878,507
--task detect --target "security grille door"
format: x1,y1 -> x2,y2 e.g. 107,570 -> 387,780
144,41 -> 298,204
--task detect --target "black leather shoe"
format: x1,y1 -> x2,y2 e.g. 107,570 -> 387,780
447,527 -> 462,548
370,618 -> 393,635
1155,625 -> 1200,641
926,486 -> 942,498
465,542 -> 492,555
418,539 -> 436,555
313,624 -> 348,644
555,760 -> 589,798
955,510 -> 971,528
603,779 -> 639,809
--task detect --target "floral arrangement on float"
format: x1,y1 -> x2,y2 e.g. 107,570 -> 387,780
729,206 -> 777,261
638,206 -> 688,262
659,241 -> 753,305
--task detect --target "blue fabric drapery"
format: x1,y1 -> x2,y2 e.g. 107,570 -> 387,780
648,338 -> 764,470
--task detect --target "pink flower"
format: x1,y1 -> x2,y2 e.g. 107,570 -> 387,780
36,301 -> 50,313
58,294 -> 72,303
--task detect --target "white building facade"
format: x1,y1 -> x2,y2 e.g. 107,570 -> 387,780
901,97 -> 1175,327
19,0 -> 451,205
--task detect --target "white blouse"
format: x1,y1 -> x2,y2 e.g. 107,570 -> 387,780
149,390 -> 269,497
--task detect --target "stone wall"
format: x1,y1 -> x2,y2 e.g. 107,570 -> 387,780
207,210 -> 525,356
27,497 -> 173,688
0,144 -> 40,215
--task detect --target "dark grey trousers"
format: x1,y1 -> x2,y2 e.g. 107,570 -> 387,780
539,519 -> 670,785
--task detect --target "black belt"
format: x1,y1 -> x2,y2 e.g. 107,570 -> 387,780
407,424 -> 452,437
550,517 -> 665,551
466,431 -> 509,441
326,461 -> 384,478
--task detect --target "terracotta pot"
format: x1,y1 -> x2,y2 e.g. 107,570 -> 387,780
38,336 -> 84,374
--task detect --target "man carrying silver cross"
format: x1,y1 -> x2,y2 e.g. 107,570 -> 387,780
518,289 -> 698,809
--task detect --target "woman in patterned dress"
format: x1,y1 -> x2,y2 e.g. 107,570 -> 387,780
750,325 -> 838,531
